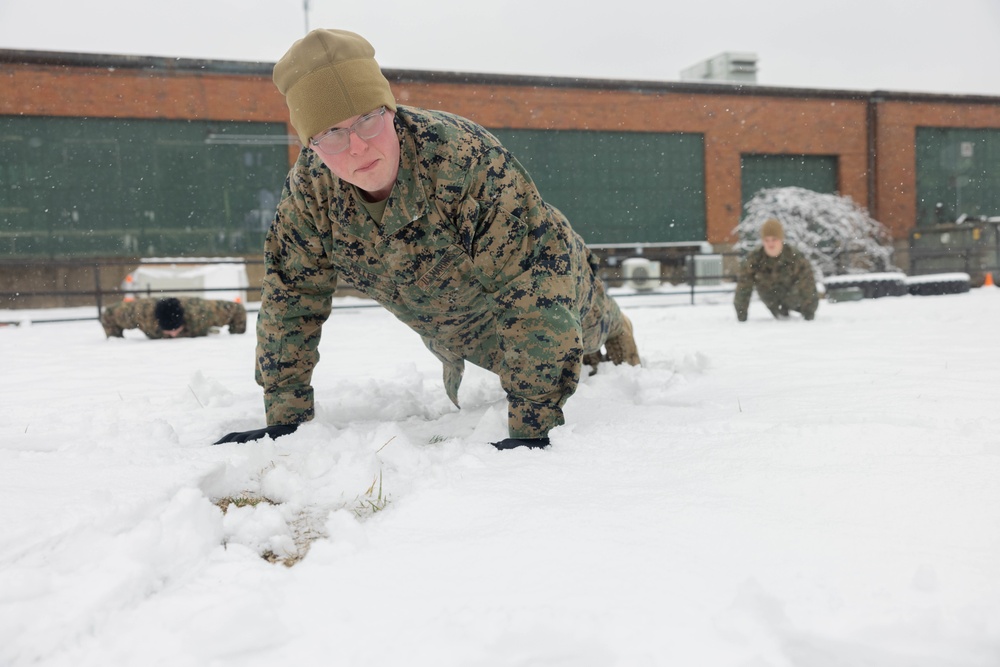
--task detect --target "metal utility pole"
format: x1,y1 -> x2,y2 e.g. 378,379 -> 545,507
304,0 -> 310,34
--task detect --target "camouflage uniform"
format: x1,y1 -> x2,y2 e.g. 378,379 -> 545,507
734,245 -> 819,321
256,106 -> 630,439
100,297 -> 247,338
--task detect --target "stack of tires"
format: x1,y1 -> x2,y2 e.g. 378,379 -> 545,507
823,272 -> 972,299
904,273 -> 971,296
823,272 -> 908,299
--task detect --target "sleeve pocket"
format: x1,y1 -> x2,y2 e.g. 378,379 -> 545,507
469,203 -> 531,293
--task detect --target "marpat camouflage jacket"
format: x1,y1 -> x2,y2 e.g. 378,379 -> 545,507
100,297 -> 247,338
255,106 -> 621,438
734,245 -> 819,321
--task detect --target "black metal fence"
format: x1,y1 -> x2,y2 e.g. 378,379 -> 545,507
0,258 -> 264,322
0,253 -> 742,323
3,247 -> 996,325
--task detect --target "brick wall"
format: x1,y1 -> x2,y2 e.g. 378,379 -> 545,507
3,51 -> 1000,248
0,58 -> 300,165
391,81 -> 871,244
874,99 -> 1000,238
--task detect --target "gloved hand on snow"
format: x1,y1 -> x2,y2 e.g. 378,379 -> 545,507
491,437 -> 550,451
213,424 -> 298,445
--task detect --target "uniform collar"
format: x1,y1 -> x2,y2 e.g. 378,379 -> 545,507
321,112 -> 427,240
379,112 -> 427,237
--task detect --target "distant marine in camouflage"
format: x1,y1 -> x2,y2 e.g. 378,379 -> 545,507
734,218 -> 819,321
100,296 -> 247,339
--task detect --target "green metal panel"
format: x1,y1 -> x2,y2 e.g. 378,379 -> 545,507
915,127 -> 1000,226
0,116 -> 289,258
909,222 -> 999,279
740,154 -> 838,208
490,129 -> 706,244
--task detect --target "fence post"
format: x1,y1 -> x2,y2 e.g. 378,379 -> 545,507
93,263 -> 103,320
688,252 -> 696,305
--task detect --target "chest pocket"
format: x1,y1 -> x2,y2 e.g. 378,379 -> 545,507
337,260 -> 397,301
408,245 -> 485,313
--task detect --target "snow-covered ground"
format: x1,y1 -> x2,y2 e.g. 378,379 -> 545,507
1,286 -> 998,666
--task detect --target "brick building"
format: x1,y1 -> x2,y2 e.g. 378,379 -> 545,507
1,48 -> 999,299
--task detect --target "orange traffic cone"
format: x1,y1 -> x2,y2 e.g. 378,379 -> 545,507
984,273 -> 996,287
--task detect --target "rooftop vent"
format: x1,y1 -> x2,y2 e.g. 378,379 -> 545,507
680,52 -> 758,84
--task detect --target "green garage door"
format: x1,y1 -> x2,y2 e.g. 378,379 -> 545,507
0,116 -> 290,258
915,127 -> 1000,226
490,129 -> 706,243
740,154 -> 838,208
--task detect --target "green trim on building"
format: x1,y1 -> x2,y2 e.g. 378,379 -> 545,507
740,154 -> 839,209
491,129 -> 706,244
0,116 -> 289,258
915,127 -> 1000,226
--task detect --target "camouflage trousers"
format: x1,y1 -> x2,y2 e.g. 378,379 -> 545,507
423,277 -> 627,438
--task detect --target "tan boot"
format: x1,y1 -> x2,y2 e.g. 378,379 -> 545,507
604,315 -> 641,366
581,350 -> 604,376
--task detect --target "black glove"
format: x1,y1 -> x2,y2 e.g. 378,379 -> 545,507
491,437 -> 550,451
213,424 -> 298,445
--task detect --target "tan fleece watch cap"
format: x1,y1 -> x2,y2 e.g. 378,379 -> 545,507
273,29 -> 397,146
760,218 -> 785,240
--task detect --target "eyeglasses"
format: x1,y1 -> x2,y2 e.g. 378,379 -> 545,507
309,107 -> 387,154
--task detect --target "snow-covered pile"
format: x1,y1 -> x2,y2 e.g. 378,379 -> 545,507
735,186 -> 897,277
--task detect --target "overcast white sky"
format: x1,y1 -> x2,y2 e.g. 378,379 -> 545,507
1,0 -> 998,96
